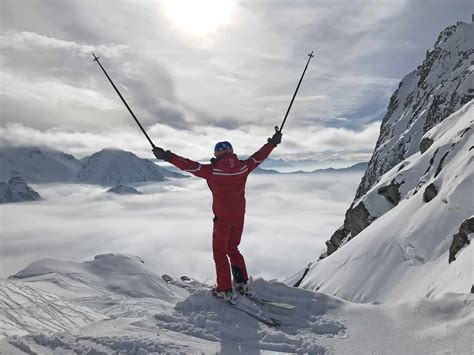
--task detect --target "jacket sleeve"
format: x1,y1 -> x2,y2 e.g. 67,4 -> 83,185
244,142 -> 275,173
168,153 -> 213,180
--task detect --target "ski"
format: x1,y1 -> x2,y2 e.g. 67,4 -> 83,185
245,294 -> 296,310
215,297 -> 282,327
180,275 -> 296,310
164,275 -> 281,327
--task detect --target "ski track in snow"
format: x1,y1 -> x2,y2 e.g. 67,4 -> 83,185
1,266 -> 473,354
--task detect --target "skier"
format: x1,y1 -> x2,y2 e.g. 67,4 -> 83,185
153,130 -> 282,301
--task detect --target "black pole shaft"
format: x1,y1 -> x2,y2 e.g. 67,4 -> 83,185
278,51 -> 315,133
92,53 -> 155,148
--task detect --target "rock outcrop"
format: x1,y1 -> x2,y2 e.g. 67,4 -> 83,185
321,21 -> 473,258
0,177 -> 41,203
448,217 -> 474,263
423,183 -> 438,203
356,21 -> 473,199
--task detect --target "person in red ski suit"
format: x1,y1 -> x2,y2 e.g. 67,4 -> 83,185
153,130 -> 282,294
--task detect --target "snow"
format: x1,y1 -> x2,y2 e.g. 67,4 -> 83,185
1,256 -> 472,353
0,147 -> 81,183
299,101 -> 473,303
0,146 -> 185,186
0,177 -> 41,204
0,279 -> 105,338
358,21 -> 473,196
75,149 -> 185,186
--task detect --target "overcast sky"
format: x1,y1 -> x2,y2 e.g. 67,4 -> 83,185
1,0 -> 472,160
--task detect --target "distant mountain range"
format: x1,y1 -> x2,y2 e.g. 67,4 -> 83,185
259,157 -> 367,172
0,147 -> 186,186
253,161 -> 368,175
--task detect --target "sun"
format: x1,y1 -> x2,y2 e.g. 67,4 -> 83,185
162,0 -> 235,36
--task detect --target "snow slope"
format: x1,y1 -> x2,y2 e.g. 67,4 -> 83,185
0,147 -> 81,183
0,279 -> 105,338
75,149 -> 185,186
297,101 -> 473,303
10,254 -> 187,305
0,177 -> 41,203
1,256 -> 472,354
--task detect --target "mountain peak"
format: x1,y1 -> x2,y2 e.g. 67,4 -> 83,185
75,148 -> 184,186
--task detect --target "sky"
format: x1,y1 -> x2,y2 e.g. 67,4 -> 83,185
0,172 -> 363,280
1,0 -> 472,161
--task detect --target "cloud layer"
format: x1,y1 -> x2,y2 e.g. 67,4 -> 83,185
0,173 -> 363,280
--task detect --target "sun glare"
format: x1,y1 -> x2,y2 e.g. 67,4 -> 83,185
162,0 -> 235,36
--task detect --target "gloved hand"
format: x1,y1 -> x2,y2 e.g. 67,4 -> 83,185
268,126 -> 282,146
152,147 -> 171,161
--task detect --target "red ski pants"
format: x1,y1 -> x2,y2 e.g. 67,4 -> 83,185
212,215 -> 249,291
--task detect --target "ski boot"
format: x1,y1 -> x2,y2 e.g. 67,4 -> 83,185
212,288 -> 237,303
233,281 -> 254,296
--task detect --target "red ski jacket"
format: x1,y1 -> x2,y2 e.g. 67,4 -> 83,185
168,142 -> 275,218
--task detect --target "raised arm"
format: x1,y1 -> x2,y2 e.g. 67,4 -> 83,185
245,129 -> 283,173
153,147 -> 212,179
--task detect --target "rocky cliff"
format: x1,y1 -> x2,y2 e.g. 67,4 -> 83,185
324,21 -> 473,257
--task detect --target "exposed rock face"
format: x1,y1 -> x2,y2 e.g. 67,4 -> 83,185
378,179 -> 403,206
423,183 -> 438,202
321,21 -> 473,259
419,137 -> 434,154
356,22 -> 473,198
0,177 -> 41,203
346,202 -> 372,238
325,202 -> 372,257
448,217 -> 474,263
326,228 -> 349,257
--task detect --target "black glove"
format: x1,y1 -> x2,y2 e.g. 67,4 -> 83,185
152,147 -> 171,161
268,127 -> 282,146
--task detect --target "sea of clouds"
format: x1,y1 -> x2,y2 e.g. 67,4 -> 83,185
0,172 -> 362,282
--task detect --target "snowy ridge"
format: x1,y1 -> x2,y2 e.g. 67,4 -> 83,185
0,176 -> 41,203
298,101 -> 473,303
75,149 -> 184,186
0,147 -> 81,183
322,20 -> 473,258
357,21 -> 473,197
10,254 -> 187,302
0,146 -> 186,186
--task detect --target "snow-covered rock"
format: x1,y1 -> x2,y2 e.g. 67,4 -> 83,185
106,184 -> 142,195
75,149 -> 185,186
0,146 -> 81,183
295,21 -> 474,303
298,101 -> 473,303
0,176 -> 41,203
323,20 -> 474,257
357,21 -> 473,197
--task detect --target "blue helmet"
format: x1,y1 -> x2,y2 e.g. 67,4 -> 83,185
214,141 -> 233,157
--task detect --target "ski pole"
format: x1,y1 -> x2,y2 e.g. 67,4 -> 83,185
276,51 -> 315,133
92,53 -> 156,148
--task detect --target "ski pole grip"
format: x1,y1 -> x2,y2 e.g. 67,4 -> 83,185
275,125 -> 280,133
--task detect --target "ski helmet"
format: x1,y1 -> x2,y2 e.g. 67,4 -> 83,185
214,141 -> 233,157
